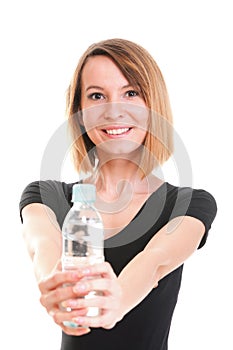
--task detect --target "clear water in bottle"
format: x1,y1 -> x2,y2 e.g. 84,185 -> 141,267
61,184 -> 104,328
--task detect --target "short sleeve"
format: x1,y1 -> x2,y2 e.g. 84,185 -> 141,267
19,180 -> 71,228
169,187 -> 217,249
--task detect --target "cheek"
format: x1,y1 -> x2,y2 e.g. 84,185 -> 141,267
82,115 -> 96,134
136,129 -> 148,146
135,111 -> 149,133
81,106 -> 104,131
83,122 -> 102,146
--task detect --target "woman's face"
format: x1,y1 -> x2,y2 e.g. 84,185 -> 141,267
80,55 -> 149,158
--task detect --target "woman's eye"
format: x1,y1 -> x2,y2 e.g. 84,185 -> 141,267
88,93 -> 104,100
125,90 -> 139,98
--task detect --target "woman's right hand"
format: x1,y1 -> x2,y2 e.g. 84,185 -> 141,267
38,266 -> 91,336
21,204 -> 90,335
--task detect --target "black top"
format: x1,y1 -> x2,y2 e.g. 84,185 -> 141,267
19,180 -> 217,350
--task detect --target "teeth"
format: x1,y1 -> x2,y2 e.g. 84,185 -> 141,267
105,128 -> 130,135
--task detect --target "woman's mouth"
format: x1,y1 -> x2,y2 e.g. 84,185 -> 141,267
102,127 -> 132,137
105,127 -> 130,135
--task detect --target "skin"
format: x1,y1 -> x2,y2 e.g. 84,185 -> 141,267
22,56 -> 205,336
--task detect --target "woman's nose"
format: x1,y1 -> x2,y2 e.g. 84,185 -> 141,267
103,102 -> 125,120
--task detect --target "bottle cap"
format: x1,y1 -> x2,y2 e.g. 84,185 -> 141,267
72,184 -> 96,203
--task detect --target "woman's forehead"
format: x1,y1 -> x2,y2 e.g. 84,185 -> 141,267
81,55 -> 129,88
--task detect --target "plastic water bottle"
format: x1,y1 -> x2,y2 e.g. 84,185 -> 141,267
61,183 -> 104,328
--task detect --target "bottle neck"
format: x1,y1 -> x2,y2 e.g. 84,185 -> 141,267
72,201 -> 94,209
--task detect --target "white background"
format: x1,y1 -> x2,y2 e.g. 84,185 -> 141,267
0,0 -> 232,349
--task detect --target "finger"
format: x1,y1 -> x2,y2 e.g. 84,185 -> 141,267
78,262 -> 117,279
65,294 -> 118,311
73,278 -> 120,298
40,284 -> 84,309
52,307 -> 90,327
61,323 -> 91,336
71,312 -> 114,329
61,296 -> 90,310
49,305 -> 89,318
39,270 -> 82,293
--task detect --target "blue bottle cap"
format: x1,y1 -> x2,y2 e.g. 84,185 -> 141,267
72,184 -> 96,203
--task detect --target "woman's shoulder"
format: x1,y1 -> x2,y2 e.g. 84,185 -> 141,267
149,181 -> 217,220
20,179 -> 79,197
19,179 -> 79,224
165,182 -> 217,208
163,182 -> 217,246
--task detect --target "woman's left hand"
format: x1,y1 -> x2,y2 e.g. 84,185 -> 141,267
60,261 -> 124,329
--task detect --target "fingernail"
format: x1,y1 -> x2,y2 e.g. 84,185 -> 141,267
66,300 -> 78,308
71,272 -> 81,279
73,283 -> 87,292
73,317 -> 84,324
63,320 -> 79,328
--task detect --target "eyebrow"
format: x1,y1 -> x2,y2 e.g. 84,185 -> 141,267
86,85 -> 104,92
85,84 -> 132,92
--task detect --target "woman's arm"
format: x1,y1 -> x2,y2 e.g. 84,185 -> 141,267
22,203 -> 93,335
22,203 -> 62,281
117,215 -> 205,315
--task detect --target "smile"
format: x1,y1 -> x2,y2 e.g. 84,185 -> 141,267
104,128 -> 131,135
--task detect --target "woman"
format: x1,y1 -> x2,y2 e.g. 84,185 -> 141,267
20,38 -> 217,350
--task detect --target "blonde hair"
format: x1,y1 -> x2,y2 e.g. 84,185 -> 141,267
66,38 -> 173,177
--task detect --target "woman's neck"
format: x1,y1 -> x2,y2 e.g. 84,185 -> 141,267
85,159 -> 163,201
97,160 -> 143,196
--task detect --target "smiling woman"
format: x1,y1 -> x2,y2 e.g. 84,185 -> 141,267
19,38 -> 217,350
